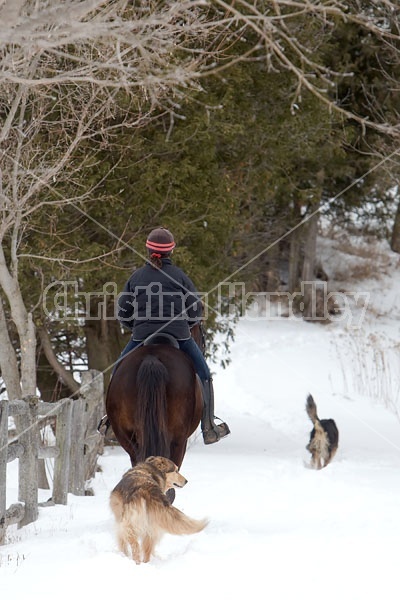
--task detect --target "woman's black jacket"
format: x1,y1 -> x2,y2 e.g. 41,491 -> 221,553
117,258 -> 202,340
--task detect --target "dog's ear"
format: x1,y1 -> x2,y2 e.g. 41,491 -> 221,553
145,456 -> 163,472
145,456 -> 177,473
145,456 -> 166,472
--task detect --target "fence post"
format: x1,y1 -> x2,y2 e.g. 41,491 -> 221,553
80,370 -> 104,482
68,397 -> 86,496
0,399 -> 9,544
52,398 -> 73,505
1,372 -> 105,542
18,396 -> 39,528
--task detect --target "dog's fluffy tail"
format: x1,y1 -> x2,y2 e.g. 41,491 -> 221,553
151,505 -> 208,537
110,490 -> 124,522
306,394 -> 319,424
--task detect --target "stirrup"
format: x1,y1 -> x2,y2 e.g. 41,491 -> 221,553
216,421 -> 230,437
97,415 -> 110,436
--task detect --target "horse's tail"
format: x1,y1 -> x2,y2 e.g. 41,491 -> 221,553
135,354 -> 170,462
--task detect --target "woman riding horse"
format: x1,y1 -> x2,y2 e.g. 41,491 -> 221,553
100,227 -> 230,445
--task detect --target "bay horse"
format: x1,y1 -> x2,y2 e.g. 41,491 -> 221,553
105,325 -> 205,473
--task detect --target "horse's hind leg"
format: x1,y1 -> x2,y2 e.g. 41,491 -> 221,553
170,440 -> 187,470
164,440 -> 187,504
113,428 -> 137,466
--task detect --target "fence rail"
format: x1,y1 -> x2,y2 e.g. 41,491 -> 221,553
0,370 -> 104,545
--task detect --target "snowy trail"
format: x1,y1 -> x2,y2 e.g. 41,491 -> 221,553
1,317 -> 400,600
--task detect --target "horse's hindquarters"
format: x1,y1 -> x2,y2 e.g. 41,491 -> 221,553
106,345 -> 202,467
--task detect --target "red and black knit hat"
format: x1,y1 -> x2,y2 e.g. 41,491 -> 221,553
145,227 -> 176,254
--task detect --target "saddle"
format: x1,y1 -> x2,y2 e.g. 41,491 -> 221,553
143,333 -> 179,349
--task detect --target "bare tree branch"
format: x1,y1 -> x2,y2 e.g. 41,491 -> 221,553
37,326 -> 80,395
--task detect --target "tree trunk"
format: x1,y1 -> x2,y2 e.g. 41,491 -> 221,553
84,298 -> 126,391
288,230 -> 301,293
301,213 -> 319,319
0,247 -> 37,396
264,243 -> 281,292
391,199 -> 400,254
20,314 -> 37,396
0,296 -> 22,400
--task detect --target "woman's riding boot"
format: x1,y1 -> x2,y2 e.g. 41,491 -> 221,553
201,378 -> 230,445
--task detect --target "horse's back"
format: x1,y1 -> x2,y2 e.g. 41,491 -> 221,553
108,345 -> 196,397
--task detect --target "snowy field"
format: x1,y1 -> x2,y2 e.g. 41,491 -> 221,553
1,234 -> 400,600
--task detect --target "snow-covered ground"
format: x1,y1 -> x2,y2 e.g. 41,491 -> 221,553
1,233 -> 400,600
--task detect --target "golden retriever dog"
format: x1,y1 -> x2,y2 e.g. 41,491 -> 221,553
110,456 -> 208,563
306,395 -> 339,469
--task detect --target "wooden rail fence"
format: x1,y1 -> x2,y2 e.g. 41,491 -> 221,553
0,369 -> 104,545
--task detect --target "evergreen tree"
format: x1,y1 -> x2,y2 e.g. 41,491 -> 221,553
320,9 -> 400,234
